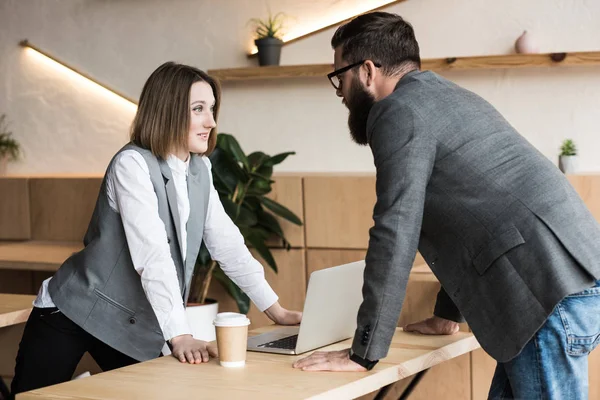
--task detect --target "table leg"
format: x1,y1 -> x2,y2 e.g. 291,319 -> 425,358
373,369 -> 428,400
398,369 -> 427,400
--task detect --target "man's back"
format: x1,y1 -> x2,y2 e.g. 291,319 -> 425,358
375,70 -> 600,361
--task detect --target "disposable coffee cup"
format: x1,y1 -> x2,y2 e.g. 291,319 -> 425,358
213,312 -> 251,367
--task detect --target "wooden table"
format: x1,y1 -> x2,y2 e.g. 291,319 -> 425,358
1,294 -> 36,398
17,326 -> 480,400
0,241 -> 82,272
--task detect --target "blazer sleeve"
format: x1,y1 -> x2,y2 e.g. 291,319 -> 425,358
351,99 -> 437,361
434,287 -> 466,323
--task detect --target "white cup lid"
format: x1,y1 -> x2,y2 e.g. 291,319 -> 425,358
213,312 -> 250,327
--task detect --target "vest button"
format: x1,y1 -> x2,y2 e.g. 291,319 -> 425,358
167,237 -> 171,244
129,317 -> 136,324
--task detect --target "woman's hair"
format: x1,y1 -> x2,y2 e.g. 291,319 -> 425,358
130,61 -> 221,159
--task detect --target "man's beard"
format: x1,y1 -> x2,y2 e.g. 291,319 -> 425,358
346,77 -> 376,146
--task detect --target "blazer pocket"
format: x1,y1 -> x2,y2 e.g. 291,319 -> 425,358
473,225 -> 525,275
94,288 -> 136,316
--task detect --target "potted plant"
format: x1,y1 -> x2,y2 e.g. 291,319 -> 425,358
249,12 -> 287,66
0,114 -> 21,175
185,133 -> 302,340
559,138 -> 577,174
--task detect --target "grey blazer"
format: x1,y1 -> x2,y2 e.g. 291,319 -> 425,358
352,70 -> 600,363
49,143 -> 210,361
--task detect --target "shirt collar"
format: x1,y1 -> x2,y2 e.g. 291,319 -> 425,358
166,154 -> 190,176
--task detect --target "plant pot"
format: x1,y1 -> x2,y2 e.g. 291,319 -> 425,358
161,299 -> 219,356
559,155 -> 577,174
186,299 -> 219,341
255,37 -> 283,66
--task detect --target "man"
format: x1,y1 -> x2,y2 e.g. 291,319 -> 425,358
292,11 -> 600,399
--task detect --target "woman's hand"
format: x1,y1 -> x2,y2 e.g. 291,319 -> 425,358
264,301 -> 302,325
170,334 -> 218,364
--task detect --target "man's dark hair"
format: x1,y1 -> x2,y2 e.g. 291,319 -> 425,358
331,12 -> 420,76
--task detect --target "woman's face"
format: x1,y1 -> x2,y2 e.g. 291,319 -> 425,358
188,81 -> 216,154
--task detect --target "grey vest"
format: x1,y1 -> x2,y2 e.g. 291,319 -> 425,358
49,143 -> 210,361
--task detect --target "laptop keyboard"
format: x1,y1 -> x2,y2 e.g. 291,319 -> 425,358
257,334 -> 298,350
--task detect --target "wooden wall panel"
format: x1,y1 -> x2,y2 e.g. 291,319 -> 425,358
362,354 -> 471,400
568,175 -> 600,222
470,348 -> 497,400
0,324 -> 24,379
306,250 -> 424,275
29,178 -> 102,241
0,178 -> 30,240
266,176 -> 305,248
589,348 -> 600,400
207,249 -> 306,330
304,176 -> 376,249
306,249 -> 366,277
32,271 -> 54,294
0,270 -> 33,294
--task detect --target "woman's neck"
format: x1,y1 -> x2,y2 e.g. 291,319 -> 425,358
173,149 -> 190,162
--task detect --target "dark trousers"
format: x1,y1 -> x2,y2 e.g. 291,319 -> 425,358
10,307 -> 138,399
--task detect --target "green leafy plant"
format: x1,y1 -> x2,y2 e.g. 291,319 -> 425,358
188,133 -> 302,314
560,139 -> 577,156
0,114 -> 21,161
249,12 -> 287,40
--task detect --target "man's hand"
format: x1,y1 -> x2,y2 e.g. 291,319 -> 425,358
404,316 -> 460,335
292,349 -> 367,372
265,301 -> 302,325
170,334 -> 218,364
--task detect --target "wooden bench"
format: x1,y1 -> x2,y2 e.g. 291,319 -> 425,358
0,176 -> 100,294
0,241 -> 82,272
0,294 -> 35,329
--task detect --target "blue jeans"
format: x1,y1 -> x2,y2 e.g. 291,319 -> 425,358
488,280 -> 600,400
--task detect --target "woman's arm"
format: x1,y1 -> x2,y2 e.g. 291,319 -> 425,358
201,157 -> 301,325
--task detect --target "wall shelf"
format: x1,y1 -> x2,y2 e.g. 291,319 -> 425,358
208,51 -> 600,82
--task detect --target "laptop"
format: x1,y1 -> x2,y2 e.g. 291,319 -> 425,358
247,260 -> 365,355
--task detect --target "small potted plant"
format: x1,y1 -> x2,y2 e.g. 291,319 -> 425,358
185,133 -> 302,341
249,12 -> 287,66
0,114 -> 21,175
559,138 -> 577,174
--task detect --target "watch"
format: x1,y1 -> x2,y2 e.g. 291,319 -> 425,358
349,349 -> 379,370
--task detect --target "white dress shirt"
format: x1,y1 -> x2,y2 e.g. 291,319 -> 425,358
34,150 -> 278,341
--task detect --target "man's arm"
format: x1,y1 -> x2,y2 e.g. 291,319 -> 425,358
434,287 -> 466,323
402,287 -> 462,336
293,99 -> 437,372
351,99 -> 437,362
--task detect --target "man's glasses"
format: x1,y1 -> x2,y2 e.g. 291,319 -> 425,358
327,60 -> 382,90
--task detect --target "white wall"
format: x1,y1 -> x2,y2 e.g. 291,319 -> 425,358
1,0 -> 599,174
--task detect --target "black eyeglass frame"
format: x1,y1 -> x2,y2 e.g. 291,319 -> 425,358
327,60 -> 382,90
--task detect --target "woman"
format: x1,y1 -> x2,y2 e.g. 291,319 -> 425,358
10,62 -> 301,396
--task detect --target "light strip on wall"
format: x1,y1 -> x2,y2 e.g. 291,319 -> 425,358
19,40 -> 138,111
249,0 -> 405,55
